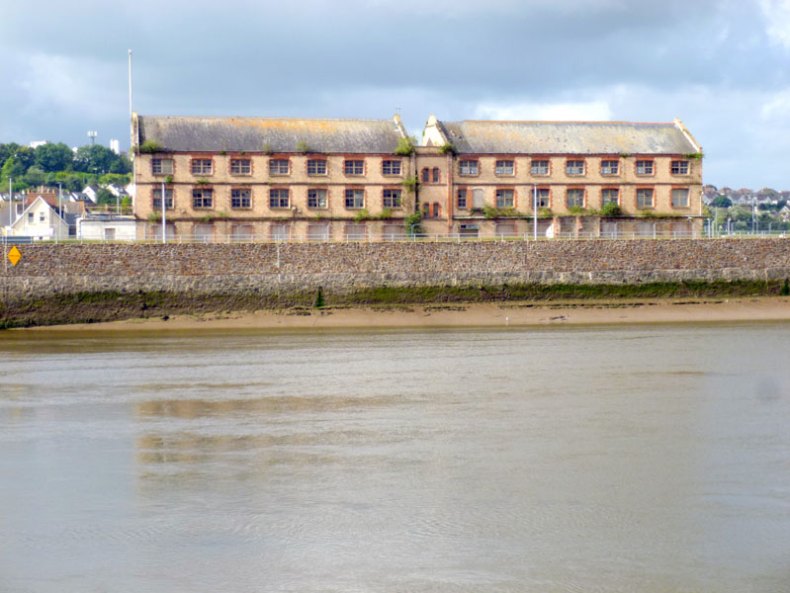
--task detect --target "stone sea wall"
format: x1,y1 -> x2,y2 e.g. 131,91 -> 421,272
2,239 -> 789,305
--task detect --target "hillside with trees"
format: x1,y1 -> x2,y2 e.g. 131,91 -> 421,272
0,142 -> 131,206
703,185 -> 790,233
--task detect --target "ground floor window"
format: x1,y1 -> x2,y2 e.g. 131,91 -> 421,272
672,188 -> 689,208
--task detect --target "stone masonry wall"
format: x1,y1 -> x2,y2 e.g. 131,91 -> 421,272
2,239 -> 790,304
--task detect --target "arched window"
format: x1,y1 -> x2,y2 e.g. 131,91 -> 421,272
422,202 -> 430,217
432,202 -> 441,218
432,167 -> 440,183
421,168 -> 430,183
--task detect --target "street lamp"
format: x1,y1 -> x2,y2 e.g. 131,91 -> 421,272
532,184 -> 538,240
57,183 -> 62,244
161,180 -> 167,244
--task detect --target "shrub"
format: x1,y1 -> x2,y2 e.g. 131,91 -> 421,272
394,137 -> 415,156
139,140 -> 163,154
600,202 -> 622,217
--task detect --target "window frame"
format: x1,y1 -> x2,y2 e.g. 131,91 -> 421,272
601,188 -> 620,205
307,188 -> 328,209
565,160 -> 585,176
230,188 -> 252,209
151,157 -> 174,176
495,160 -> 515,176
344,159 -> 365,176
456,188 -> 468,210
381,160 -> 402,176
534,188 -> 551,209
191,187 -> 214,209
152,187 -> 174,210
344,187 -> 365,209
382,188 -> 402,209
495,188 -> 515,208
636,187 -> 655,209
600,159 -> 619,176
230,158 -> 252,176
566,188 -> 585,209
269,158 -> 290,176
671,160 -> 690,175
458,159 -> 479,177
190,158 -> 213,176
635,160 -> 655,176
671,187 -> 690,209
530,159 -> 550,176
268,188 -> 290,209
307,159 -> 328,176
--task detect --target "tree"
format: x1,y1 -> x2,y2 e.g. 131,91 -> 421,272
96,188 -> 116,205
34,142 -> 74,172
0,157 -> 26,187
99,173 -> 131,187
710,196 -> 732,208
73,145 -> 122,174
23,166 -> 47,187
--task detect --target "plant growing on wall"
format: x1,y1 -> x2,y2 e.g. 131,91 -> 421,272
295,140 -> 312,154
394,137 -> 416,156
538,207 -> 553,219
139,140 -> 163,154
261,142 -> 273,155
404,211 -> 423,236
401,175 -> 419,193
439,142 -> 456,155
377,208 -> 393,220
684,152 -> 704,160
354,208 -> 371,222
600,202 -> 622,217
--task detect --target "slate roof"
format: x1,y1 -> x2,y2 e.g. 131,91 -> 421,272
137,116 -> 407,154
437,120 -> 700,155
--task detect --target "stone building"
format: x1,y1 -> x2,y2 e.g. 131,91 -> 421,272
131,113 -> 703,241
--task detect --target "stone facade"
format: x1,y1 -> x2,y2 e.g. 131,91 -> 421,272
3,240 -> 789,305
131,114 -> 704,241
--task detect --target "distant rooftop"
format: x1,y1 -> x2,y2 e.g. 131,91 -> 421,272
430,119 -> 701,155
135,115 -> 408,154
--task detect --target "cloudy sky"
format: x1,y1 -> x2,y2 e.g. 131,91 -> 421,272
1,0 -> 790,188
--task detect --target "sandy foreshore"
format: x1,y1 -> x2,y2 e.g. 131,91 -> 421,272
20,297 -> 790,332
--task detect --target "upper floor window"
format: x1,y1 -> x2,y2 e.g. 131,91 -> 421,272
432,167 -> 440,183
192,188 -> 213,209
601,188 -> 619,205
495,160 -> 515,176
269,188 -> 290,208
308,188 -> 328,209
345,188 -> 364,209
151,158 -> 174,175
230,159 -> 251,175
191,159 -> 213,175
459,160 -> 479,176
566,160 -> 585,176
566,189 -> 585,209
152,188 -> 173,209
457,188 -> 467,209
383,189 -> 402,208
269,159 -> 290,176
672,188 -> 690,208
421,168 -> 430,183
231,188 -> 251,209
635,160 -> 654,175
636,188 -> 654,209
671,160 -> 690,175
531,160 -> 550,176
307,159 -> 327,176
600,160 -> 619,176
496,189 -> 514,208
382,160 -> 402,176
344,160 -> 365,176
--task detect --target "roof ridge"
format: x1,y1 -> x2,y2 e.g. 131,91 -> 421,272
140,115 -> 396,123
452,120 -> 676,126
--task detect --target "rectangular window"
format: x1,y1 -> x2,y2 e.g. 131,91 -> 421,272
457,188 -> 468,209
307,188 -> 328,209
230,159 -> 251,175
600,160 -> 619,175
382,160 -> 402,175
151,158 -> 174,175
192,188 -> 213,209
152,188 -> 174,209
566,189 -> 585,208
231,188 -> 251,209
495,160 -> 515,175
344,160 -> 364,175
566,160 -> 585,176
345,188 -> 364,209
269,188 -> 290,209
383,189 -> 402,208
531,160 -> 550,176
39,212 -> 45,222
535,188 -> 550,209
636,160 -> 654,175
307,159 -> 327,176
672,188 -> 690,208
459,160 -> 479,176
601,188 -> 619,205
269,159 -> 290,175
191,159 -> 213,175
636,188 -> 654,209
671,160 -> 690,175
496,189 -> 514,208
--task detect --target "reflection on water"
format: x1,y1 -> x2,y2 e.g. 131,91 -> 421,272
1,324 -> 789,593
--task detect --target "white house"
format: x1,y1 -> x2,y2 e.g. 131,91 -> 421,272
9,196 -> 69,241
78,214 -> 138,241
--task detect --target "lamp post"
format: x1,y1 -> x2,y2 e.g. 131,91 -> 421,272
532,184 -> 538,241
161,180 -> 167,244
57,183 -> 62,244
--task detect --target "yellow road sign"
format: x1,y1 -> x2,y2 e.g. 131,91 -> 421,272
8,246 -> 21,266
